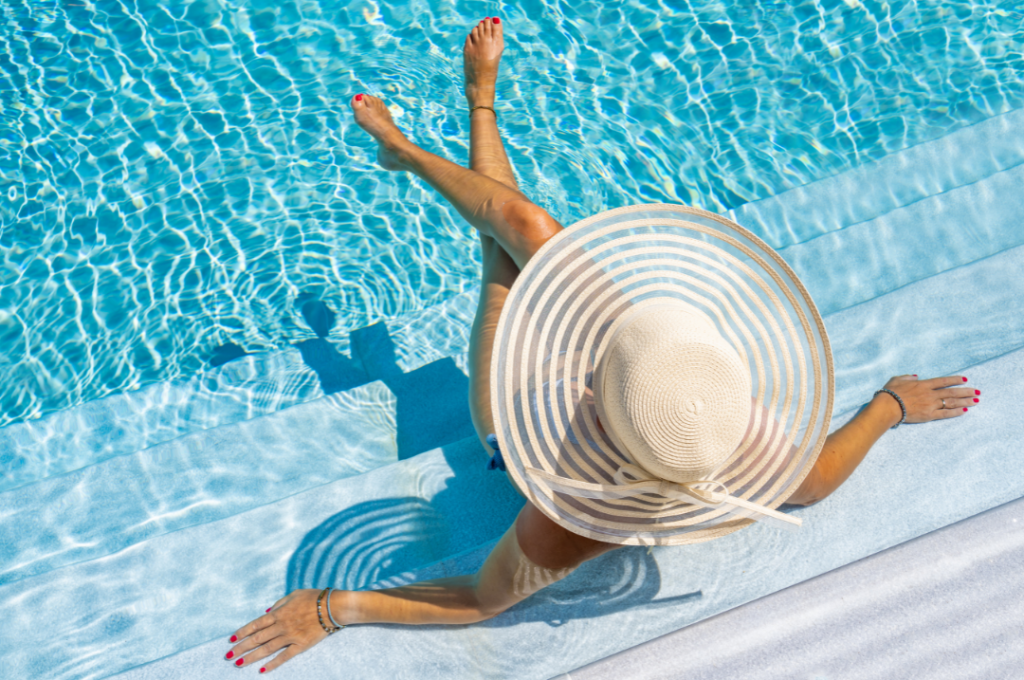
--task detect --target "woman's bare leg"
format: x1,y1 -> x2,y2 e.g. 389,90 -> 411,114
465,18 -> 519,191
350,95 -> 561,270
464,18 -> 522,451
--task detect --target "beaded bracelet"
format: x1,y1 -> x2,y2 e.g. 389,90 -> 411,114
316,588 -> 342,634
874,388 -> 906,429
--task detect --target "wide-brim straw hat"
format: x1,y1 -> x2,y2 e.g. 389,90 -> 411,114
490,204 -> 834,546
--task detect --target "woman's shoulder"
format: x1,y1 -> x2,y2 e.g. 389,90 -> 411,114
514,501 -> 620,570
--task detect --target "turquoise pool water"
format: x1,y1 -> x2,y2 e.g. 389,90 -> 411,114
1,0 -> 1022,427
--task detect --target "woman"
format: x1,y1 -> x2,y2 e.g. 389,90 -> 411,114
224,18 -> 978,673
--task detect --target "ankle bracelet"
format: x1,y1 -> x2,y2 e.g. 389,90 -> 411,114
470,105 -> 497,118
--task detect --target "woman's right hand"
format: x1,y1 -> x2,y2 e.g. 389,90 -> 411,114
877,374 -> 980,425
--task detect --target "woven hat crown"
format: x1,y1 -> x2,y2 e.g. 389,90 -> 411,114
596,304 -> 752,484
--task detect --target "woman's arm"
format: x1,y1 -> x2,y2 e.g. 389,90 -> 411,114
787,373 -> 978,506
225,504 -> 615,673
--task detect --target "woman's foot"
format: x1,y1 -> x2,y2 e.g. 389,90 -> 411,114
350,94 -> 410,171
464,17 -> 504,109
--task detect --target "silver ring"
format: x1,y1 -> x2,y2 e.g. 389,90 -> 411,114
941,398 -> 947,409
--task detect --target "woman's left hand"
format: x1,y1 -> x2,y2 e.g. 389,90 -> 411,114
879,374 -> 979,425
225,589 -> 330,673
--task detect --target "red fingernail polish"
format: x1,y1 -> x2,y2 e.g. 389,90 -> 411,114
355,94 -> 363,101
963,407 -> 968,412
229,635 -> 237,643
975,390 -> 981,395
974,398 -> 979,403
226,651 -> 234,660
236,658 -> 244,666
963,377 -> 968,382
493,17 -> 500,23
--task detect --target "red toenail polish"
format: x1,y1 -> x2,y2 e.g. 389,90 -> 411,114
355,94 -> 362,101
229,636 -> 237,643
974,398 -> 979,402
493,17 -> 500,23
236,658 -> 244,666
975,390 -> 981,395
963,407 -> 968,412
226,651 -> 234,660
266,608 -> 271,612
963,377 -> 968,382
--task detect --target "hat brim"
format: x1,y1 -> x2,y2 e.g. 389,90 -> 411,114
490,204 -> 834,546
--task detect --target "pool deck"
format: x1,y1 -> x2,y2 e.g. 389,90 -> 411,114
561,493 -> 1024,680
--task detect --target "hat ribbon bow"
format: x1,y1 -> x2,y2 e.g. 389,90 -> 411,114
525,463 -> 801,531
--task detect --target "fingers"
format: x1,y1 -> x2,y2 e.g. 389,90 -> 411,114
934,388 -> 979,412
232,611 -> 276,643
920,375 -> 969,389
937,387 -> 980,400
230,623 -> 281,658
233,635 -> 289,670
934,405 -> 968,420
259,645 -> 303,674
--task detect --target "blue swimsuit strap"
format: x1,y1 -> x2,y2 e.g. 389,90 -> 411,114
485,434 -> 507,472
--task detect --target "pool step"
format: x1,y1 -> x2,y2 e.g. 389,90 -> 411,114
112,342 -> 1024,680
0,290 -> 484,586
0,382 -> 398,586
728,106 -> 1024,250
0,348 -> 323,494
778,160 -> 1024,317
0,288 -> 478,495
0,435 -> 523,680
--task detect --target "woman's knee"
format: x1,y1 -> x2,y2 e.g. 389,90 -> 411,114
501,199 -> 562,246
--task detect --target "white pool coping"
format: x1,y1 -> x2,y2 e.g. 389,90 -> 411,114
560,494 -> 1024,680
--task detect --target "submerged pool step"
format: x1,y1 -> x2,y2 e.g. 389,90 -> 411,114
779,161 -> 1024,317
0,435 -> 523,680
0,382 -> 398,587
0,288 -> 477,495
113,342 -> 1024,680
0,290 -> 482,588
728,106 -> 1024,250
0,349 -> 323,494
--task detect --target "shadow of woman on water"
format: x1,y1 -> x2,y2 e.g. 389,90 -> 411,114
286,496 -> 701,627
